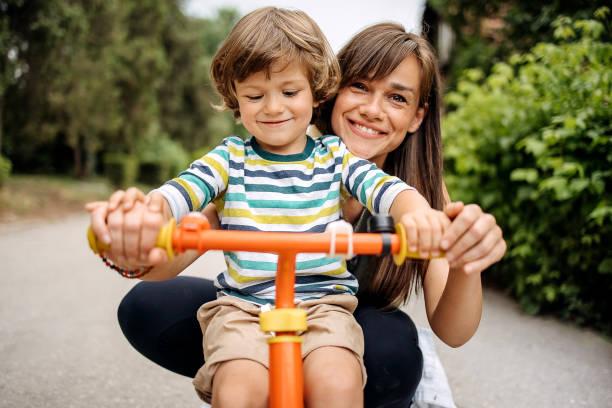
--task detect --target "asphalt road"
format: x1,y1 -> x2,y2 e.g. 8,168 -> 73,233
1,214 -> 611,407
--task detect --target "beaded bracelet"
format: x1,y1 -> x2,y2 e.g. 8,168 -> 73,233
98,255 -> 153,279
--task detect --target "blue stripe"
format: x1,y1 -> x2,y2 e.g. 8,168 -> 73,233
231,175 -> 341,194
180,173 -> 215,209
373,180 -> 395,213
167,180 -> 193,211
190,162 -> 215,178
218,273 -> 356,295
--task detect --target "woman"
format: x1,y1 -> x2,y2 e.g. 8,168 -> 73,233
89,23 -> 505,407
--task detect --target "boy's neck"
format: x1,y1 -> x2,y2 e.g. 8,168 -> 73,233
251,135 -> 314,162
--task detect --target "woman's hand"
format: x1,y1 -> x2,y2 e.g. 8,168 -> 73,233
85,187 -> 147,246
441,202 -> 506,274
85,188 -> 169,268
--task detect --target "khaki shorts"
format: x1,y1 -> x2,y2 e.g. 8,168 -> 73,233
193,294 -> 365,402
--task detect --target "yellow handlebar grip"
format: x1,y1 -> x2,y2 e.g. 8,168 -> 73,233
87,218 -> 176,260
87,227 -> 109,255
156,218 -> 176,260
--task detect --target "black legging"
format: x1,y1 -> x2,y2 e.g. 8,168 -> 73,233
118,276 -> 423,408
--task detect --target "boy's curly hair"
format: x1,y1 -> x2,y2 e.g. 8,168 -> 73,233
210,7 -> 340,118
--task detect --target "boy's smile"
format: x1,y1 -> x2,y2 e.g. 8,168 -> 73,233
235,60 -> 318,156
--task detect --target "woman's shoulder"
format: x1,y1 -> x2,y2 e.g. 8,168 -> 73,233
315,134 -> 347,154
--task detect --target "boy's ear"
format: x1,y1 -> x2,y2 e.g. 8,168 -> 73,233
408,103 -> 427,133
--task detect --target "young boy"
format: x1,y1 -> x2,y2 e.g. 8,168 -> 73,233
92,7 -> 450,407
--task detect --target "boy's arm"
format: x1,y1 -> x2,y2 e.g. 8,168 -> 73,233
388,189 -> 431,220
155,138 -> 232,222
389,190 -> 450,259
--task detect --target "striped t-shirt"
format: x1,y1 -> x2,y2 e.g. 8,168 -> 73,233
157,134 -> 413,304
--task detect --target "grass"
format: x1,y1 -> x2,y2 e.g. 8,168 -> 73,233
0,174 -> 115,223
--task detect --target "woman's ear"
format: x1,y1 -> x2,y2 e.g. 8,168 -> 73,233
408,103 -> 428,133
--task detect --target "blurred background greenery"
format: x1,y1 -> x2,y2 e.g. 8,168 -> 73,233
1,1 -> 610,333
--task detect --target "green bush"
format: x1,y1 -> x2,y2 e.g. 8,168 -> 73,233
0,155 -> 12,187
103,153 -> 139,188
443,10 -> 612,333
136,136 -> 190,185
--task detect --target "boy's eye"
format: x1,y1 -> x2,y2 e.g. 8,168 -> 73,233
283,90 -> 299,97
350,82 -> 368,92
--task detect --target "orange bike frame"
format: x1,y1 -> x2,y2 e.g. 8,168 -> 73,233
89,213 -> 409,408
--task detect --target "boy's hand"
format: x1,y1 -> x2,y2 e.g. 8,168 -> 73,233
399,209 -> 451,258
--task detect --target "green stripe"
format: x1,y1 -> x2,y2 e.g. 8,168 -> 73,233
224,191 -> 339,209
360,172 -> 381,207
227,253 -> 340,272
181,174 -> 212,205
210,146 -> 230,162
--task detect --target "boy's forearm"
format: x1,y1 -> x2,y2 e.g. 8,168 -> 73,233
389,189 -> 431,222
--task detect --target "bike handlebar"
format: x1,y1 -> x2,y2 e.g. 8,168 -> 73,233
87,213 -> 434,268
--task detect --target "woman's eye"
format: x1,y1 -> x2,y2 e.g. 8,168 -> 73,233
283,90 -> 299,97
350,82 -> 367,92
390,94 -> 407,104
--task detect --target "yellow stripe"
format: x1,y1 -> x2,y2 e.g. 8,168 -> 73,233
224,204 -> 340,224
228,144 -> 245,158
175,178 -> 201,210
227,263 -> 271,284
319,265 -> 347,276
202,156 -> 228,187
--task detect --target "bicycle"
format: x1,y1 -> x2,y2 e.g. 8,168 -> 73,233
88,212 -> 430,408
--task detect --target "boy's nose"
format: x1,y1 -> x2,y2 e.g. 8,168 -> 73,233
263,95 -> 284,114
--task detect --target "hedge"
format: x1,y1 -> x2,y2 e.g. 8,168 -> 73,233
443,10 -> 612,333
0,155 -> 12,187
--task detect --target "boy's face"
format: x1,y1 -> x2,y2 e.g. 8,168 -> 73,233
235,61 -> 317,155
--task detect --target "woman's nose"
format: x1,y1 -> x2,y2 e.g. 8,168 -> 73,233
358,95 -> 384,120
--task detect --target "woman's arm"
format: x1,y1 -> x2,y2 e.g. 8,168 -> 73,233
423,258 -> 482,347
422,198 -> 506,347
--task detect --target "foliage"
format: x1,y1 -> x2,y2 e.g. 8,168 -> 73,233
1,1 -> 241,178
0,154 -> 11,186
136,127 -> 190,185
103,153 -> 139,188
443,10 -> 612,333
428,0 -> 607,90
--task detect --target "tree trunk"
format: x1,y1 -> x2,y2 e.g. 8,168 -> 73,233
73,134 -> 83,178
0,95 -> 3,156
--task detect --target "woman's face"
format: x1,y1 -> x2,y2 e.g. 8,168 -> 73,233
331,55 -> 426,167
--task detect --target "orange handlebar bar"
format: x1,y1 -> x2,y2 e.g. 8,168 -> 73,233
87,213 -> 430,266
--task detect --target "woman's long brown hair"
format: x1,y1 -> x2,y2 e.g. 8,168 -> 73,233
315,23 -> 445,308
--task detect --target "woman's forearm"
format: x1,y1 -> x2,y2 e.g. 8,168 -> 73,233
140,250 -> 201,281
424,260 -> 483,347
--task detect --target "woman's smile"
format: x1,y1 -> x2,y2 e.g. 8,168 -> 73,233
347,118 -> 387,138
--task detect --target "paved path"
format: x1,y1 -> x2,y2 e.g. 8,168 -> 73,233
1,214 -> 611,407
